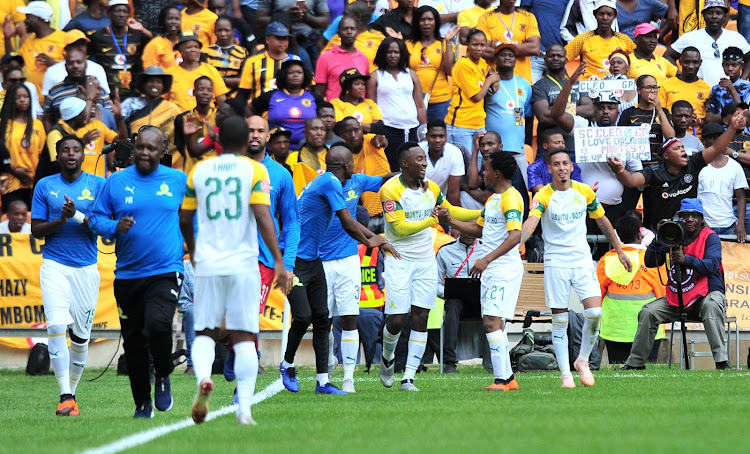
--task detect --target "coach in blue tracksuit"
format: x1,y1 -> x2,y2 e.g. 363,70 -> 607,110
89,126 -> 187,419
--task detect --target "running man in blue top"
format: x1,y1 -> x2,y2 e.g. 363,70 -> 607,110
280,143 -> 399,395
31,135 -> 105,417
88,126 -> 187,419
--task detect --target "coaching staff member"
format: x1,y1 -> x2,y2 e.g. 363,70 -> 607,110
89,126 -> 187,418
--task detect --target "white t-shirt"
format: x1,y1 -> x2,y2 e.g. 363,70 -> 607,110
420,141 -> 466,195
671,28 -> 750,87
42,60 -> 111,97
0,221 -> 31,233
23,81 -> 43,118
573,116 -> 643,205
185,154 -> 271,277
698,157 -> 748,228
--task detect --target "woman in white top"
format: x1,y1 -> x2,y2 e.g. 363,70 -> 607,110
367,37 -> 427,171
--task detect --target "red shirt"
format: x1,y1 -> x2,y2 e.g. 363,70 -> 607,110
314,45 -> 370,101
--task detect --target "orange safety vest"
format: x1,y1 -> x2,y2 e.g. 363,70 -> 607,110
358,244 -> 384,308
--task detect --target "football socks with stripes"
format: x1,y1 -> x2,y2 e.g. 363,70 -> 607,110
382,326 -> 400,362
341,330 -> 359,382
403,330 -> 427,381
486,329 -> 507,381
69,339 -> 89,395
47,325 -> 71,396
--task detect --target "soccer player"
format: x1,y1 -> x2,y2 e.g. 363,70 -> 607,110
180,116 -> 292,426
89,126 -> 187,418
379,142 -> 481,392
320,164 -> 393,393
31,135 -> 105,416
280,143 -> 398,395
438,151 -> 523,391
519,148 -> 632,389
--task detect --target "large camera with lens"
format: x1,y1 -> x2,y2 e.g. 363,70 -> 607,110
102,133 -> 172,168
656,215 -> 687,248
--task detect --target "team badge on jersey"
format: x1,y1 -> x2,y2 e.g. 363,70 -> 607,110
302,99 -> 312,107
157,183 -> 173,197
78,189 -> 95,201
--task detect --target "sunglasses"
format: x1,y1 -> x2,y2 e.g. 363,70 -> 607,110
712,41 -> 719,58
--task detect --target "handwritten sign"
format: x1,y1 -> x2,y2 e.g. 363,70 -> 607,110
578,78 -> 636,95
573,125 -> 651,163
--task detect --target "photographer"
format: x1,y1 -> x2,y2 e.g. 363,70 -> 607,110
621,199 -> 730,371
608,110 -> 746,231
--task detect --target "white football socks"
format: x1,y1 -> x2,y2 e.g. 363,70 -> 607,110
403,330 -> 427,381
382,326 -> 400,361
341,329 -> 358,381
47,325 -> 71,396
327,329 -> 335,368
552,312 -> 571,375
234,341 -> 258,418
316,373 -> 329,386
579,307 -> 602,362
69,339 -> 89,395
486,329 -> 507,380
191,335 -> 216,385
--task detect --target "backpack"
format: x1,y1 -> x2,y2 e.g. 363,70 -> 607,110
510,329 -> 558,372
26,343 -> 51,376
567,310 -> 601,370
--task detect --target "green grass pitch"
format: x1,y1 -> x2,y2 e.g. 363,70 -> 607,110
1,365 -> 748,453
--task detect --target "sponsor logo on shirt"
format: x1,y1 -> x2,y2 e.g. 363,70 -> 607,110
661,185 -> 693,199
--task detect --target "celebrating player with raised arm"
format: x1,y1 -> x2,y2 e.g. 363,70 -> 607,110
437,151 -> 524,391
379,142 -> 481,392
280,143 -> 399,395
180,116 -> 293,426
520,148 -> 632,389
31,135 -> 105,416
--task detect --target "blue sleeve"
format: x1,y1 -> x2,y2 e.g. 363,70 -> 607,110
684,233 -> 722,277
644,241 -> 667,268
88,178 -> 119,239
324,175 -> 347,212
707,87 -> 720,114
527,161 -> 543,189
360,174 -> 383,194
519,0 -> 532,6
30,181 -> 48,220
323,16 -> 341,40
278,172 -> 300,271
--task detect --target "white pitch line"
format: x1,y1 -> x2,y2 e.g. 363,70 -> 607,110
77,378 -> 285,454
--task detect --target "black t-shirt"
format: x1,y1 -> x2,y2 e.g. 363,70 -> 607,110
531,75 -> 581,153
88,27 -> 148,98
617,106 -> 673,163
371,10 -> 412,39
639,153 -> 706,230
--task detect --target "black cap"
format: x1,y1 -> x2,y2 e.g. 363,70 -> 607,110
702,122 -> 725,137
338,67 -> 370,87
270,127 -> 292,139
721,101 -> 749,118
723,46 -> 744,62
1,54 -> 25,67
174,31 -> 201,50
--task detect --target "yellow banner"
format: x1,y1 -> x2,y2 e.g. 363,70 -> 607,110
0,233 -> 120,349
0,233 -> 288,349
722,241 -> 750,330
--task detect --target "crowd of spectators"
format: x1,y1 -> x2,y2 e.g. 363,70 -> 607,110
1,0 -> 748,368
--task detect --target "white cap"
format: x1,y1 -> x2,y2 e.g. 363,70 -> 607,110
593,0 -> 617,11
108,0 -> 130,7
59,97 -> 87,121
17,1 -> 54,22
